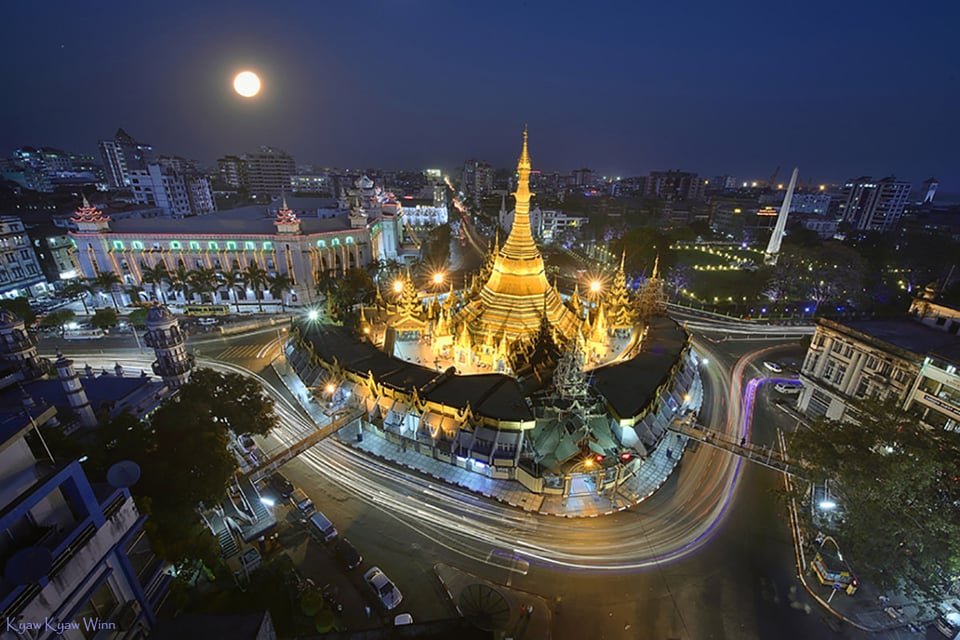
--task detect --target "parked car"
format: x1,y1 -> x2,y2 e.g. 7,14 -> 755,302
334,538 -> 362,570
290,488 -> 315,516
269,473 -> 294,498
773,383 -> 801,395
364,566 -> 402,610
763,361 -> 783,373
238,434 -> 256,452
394,613 -> 413,626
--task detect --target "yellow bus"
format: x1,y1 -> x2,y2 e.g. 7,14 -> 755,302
184,304 -> 230,317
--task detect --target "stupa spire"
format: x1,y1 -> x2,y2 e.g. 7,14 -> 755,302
501,126 -> 537,260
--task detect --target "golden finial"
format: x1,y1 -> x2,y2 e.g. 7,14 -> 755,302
518,125 -> 531,170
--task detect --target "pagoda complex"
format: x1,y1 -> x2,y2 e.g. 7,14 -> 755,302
454,129 -> 580,346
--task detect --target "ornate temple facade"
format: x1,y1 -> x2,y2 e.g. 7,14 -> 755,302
454,130 -> 580,348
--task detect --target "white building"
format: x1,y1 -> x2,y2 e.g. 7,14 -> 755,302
839,176 -> 911,232
129,165 -> 191,218
0,321 -> 169,637
0,216 -> 49,299
798,292 -> 960,430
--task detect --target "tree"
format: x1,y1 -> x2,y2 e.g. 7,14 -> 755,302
41,309 -> 75,336
0,297 -> 36,325
177,368 -> 278,437
243,263 -> 269,312
90,307 -> 118,330
219,268 -> 244,312
663,264 -> 692,301
787,396 -> 960,601
61,280 -> 92,314
169,264 -> 194,303
140,263 -> 169,304
127,307 -> 149,327
91,271 -> 123,311
188,267 -> 220,304
267,273 -> 294,311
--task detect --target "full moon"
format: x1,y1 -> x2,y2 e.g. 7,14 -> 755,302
233,71 -> 261,97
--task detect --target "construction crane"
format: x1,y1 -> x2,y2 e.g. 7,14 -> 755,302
767,165 -> 780,190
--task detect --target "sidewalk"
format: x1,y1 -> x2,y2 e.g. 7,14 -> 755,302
270,358 -> 688,518
778,405 -> 933,636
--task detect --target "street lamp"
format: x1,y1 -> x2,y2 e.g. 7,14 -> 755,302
432,272 -> 444,286
392,280 -> 403,294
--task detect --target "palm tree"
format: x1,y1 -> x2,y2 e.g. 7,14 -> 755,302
125,284 -> 147,305
242,262 -> 269,312
219,268 -> 243,313
188,267 -> 219,303
140,262 -> 169,304
169,264 -> 194,303
267,273 -> 294,311
61,279 -> 91,314
91,271 -> 122,311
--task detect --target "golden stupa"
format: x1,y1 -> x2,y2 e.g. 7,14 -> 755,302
455,129 -> 580,345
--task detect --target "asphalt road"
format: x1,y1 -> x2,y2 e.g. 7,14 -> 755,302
42,327 -> 921,639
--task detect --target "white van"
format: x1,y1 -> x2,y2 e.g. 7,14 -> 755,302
308,511 -> 338,543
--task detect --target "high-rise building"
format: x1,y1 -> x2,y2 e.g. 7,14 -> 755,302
128,164 -> 215,218
645,170 -> 703,200
0,217 -> 48,299
461,159 -> 494,196
98,128 -> 155,189
216,155 -> 246,189
129,165 -> 191,218
789,193 -> 832,215
242,147 -> 296,196
839,176 -> 911,231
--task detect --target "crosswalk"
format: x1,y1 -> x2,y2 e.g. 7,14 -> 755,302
216,342 -> 280,361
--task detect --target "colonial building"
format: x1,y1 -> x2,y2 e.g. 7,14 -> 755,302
797,287 -> 960,430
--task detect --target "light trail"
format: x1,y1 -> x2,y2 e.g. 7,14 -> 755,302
66,339 -> 784,573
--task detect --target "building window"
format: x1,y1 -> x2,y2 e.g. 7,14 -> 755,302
263,241 -> 273,250
332,238 -> 340,246
316,240 -> 326,248
72,581 -> 119,638
345,236 -> 354,244
865,355 -> 878,370
208,241 -> 219,250
244,242 -> 256,250
226,241 -> 237,250
132,241 -> 144,250
824,359 -> 836,380
170,241 -> 181,250
189,241 -> 200,251
112,240 -> 124,250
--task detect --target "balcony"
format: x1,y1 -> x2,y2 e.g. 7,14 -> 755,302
1,486 -> 142,623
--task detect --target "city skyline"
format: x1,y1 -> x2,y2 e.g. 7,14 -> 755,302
2,0 -> 958,191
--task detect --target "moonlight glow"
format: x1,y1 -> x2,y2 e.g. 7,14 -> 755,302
233,71 -> 261,97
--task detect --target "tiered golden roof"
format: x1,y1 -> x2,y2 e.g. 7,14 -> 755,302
456,129 -> 579,344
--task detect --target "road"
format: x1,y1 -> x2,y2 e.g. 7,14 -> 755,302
44,327 -> 910,639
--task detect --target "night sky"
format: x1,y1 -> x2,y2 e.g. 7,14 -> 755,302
3,1 -> 958,189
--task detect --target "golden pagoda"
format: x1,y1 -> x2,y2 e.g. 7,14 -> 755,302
455,129 -> 580,345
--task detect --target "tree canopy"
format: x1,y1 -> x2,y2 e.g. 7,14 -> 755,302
40,367 -> 278,567
787,396 -> 960,599
90,307 -> 119,330
0,297 -> 35,325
